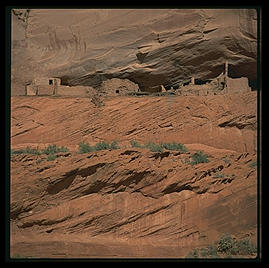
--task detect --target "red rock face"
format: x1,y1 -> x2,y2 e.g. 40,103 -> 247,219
10,93 -> 258,258
11,9 -> 257,95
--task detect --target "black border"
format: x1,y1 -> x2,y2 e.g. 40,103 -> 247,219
5,5 -> 263,263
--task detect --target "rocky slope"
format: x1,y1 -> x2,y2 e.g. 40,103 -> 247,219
11,9 -> 257,95
11,92 -> 257,153
10,93 -> 258,258
10,146 -> 257,258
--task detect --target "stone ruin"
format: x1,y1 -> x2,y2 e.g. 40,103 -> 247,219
141,61 -> 251,96
25,62 -> 251,98
25,77 -> 139,97
173,61 -> 251,96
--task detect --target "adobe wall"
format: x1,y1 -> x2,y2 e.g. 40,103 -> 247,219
37,85 -> 55,95
226,77 -> 251,93
56,85 -> 93,97
101,78 -> 139,96
33,77 -> 61,86
26,85 -> 37,95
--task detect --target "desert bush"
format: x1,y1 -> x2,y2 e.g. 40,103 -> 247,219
78,142 -> 93,154
94,141 -> 112,151
161,142 -> 188,152
78,141 -> 120,153
11,149 -> 25,155
185,234 -> 256,259
25,146 -> 41,155
185,249 -> 199,258
200,245 -> 220,258
109,141 -> 120,150
217,234 -> 236,254
235,238 -> 257,255
145,142 -> 163,152
249,161 -> 257,169
11,146 -> 41,155
190,151 -> 210,165
42,144 -> 68,155
130,140 -> 143,148
46,154 -> 57,161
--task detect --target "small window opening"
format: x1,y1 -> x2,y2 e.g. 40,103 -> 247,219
49,79 -> 53,85
115,89 -> 120,94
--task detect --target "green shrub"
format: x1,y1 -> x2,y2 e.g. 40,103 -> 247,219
110,141 -> 120,150
145,142 -> 163,152
200,245 -> 220,258
185,249 -> 199,258
78,142 -> 93,154
161,142 -> 188,152
42,144 -> 68,155
46,154 -> 57,161
190,151 -> 210,165
11,146 -> 41,155
249,161 -> 257,169
94,141 -> 111,151
25,146 -> 41,155
235,238 -> 257,255
130,140 -> 143,148
11,149 -> 25,155
217,234 -> 236,254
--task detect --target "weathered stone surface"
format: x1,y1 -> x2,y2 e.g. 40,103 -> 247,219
11,92 -> 257,153
10,147 -> 257,258
10,92 -> 258,258
11,9 -> 257,95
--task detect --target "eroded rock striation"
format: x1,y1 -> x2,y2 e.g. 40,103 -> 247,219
11,9 -> 257,95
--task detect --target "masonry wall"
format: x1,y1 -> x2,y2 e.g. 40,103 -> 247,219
37,85 -> 55,95
33,77 -> 61,86
101,78 -> 139,95
56,85 -> 90,97
226,77 -> 251,93
26,85 -> 37,95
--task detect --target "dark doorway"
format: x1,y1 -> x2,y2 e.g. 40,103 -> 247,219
49,79 -> 53,85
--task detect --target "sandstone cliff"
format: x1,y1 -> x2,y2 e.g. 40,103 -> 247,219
10,93 -> 258,258
11,9 -> 257,95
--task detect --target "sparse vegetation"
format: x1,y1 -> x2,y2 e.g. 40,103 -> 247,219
223,157 -> 231,165
161,142 -> 188,153
42,144 -> 69,155
144,142 -> 163,152
110,141 -> 120,150
78,142 -> 94,154
217,234 -> 236,254
78,141 -> 120,153
94,141 -> 111,151
185,249 -> 199,258
46,154 -> 57,161
185,234 -> 257,258
11,146 -> 41,155
130,140 -> 188,153
11,144 -> 69,157
130,140 -> 143,148
190,151 -> 210,165
249,161 -> 257,169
